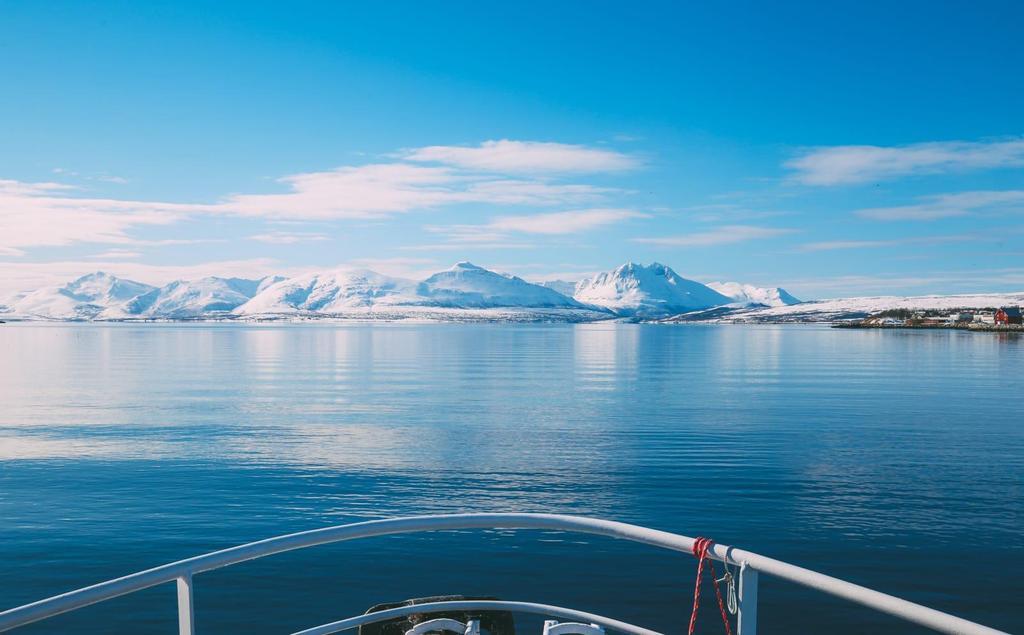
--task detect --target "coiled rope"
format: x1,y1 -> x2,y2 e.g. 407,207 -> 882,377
688,537 -> 733,635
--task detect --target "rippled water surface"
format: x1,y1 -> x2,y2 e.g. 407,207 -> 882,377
1,323 -> 1021,634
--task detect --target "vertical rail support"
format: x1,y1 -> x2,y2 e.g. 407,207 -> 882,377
176,574 -> 195,635
737,562 -> 758,635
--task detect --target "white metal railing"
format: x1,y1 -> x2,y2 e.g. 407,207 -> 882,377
0,513 -> 1008,635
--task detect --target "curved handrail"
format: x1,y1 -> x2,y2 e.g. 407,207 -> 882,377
288,600 -> 661,635
0,513 -> 1009,635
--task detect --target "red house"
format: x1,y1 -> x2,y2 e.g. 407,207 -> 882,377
994,307 -> 1022,325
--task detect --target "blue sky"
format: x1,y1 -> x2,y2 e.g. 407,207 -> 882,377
2,1 -> 1023,298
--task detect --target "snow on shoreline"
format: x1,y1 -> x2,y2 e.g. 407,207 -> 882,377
666,292 -> 1024,323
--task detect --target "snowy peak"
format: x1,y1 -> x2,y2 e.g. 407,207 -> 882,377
4,271 -> 268,320
235,269 -> 418,315
65,272 -> 155,304
449,261 -> 484,271
256,275 -> 287,294
706,281 -> 801,307
417,262 -> 584,309
130,277 -> 264,317
7,272 -> 155,319
574,262 -> 732,316
236,263 -> 594,314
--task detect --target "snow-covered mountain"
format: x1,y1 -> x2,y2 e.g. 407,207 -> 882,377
256,275 -> 287,294
416,262 -> 586,308
235,262 -> 600,317
5,272 -> 156,320
1,264 -> 611,321
1,272 -> 275,320
6,263 -> 1015,324
573,262 -> 732,316
128,277 -> 265,318
706,281 -> 801,307
235,269 -> 419,315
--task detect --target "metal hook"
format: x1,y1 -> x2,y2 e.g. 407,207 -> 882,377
726,575 -> 738,615
716,561 -> 738,615
715,559 -> 732,585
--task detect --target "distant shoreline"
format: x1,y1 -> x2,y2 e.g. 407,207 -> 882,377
833,322 -> 1024,332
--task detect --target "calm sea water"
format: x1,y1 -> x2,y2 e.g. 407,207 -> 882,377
0,323 -> 1021,634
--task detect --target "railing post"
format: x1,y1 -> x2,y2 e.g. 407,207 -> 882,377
737,563 -> 758,635
176,574 -> 195,635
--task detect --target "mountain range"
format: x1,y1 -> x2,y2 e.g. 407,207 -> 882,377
0,262 -> 800,321
5,262 -> 1020,323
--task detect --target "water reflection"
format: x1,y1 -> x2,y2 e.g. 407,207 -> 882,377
573,323 -> 639,388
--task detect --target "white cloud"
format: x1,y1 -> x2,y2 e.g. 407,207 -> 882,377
2,179 -> 76,195
226,164 -> 465,220
684,203 -> 794,223
800,233 -> 980,251
87,249 -> 143,259
425,225 -> 509,244
248,231 -> 330,244
51,169 -> 128,184
0,179 -> 191,255
421,208 -> 645,250
404,140 -> 639,173
399,241 -> 535,251
633,225 -> 795,247
224,159 -> 615,222
487,208 -> 647,234
800,240 -> 898,251
0,158 -> 616,255
461,179 -> 613,205
1,140 -> 635,274
787,137 -> 1024,185
856,190 -> 1024,221
133,238 -> 227,246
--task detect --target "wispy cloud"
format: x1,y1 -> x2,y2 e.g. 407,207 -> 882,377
634,225 -> 795,247
52,168 -> 129,184
1,140 -> 626,255
225,164 -> 466,220
404,140 -> 639,174
421,208 -> 645,251
800,233 -> 980,252
787,137 -> 1024,185
486,208 -> 646,235
684,203 -> 794,223
86,249 -> 143,259
855,190 -> 1024,221
399,242 -> 535,251
248,231 -> 330,244
0,179 -> 191,256
800,240 -> 899,251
